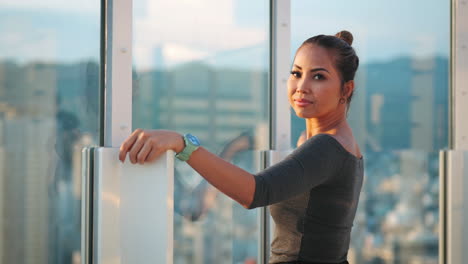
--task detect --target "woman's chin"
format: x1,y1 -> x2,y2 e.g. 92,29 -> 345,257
294,110 -> 314,119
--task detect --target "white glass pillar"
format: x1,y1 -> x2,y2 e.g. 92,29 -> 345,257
442,1 -> 468,263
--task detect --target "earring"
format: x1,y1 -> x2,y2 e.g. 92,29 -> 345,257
339,98 -> 346,104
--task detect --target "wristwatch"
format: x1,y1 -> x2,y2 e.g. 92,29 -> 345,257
175,133 -> 201,161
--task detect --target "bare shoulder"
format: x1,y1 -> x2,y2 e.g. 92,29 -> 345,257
296,131 -> 307,147
327,133 -> 362,159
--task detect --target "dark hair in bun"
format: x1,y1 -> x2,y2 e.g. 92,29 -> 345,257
297,30 -> 359,112
335,30 -> 353,46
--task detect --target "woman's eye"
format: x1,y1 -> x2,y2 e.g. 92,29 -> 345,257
313,74 -> 325,80
290,71 -> 301,78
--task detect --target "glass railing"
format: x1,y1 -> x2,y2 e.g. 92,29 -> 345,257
0,3 -> 101,264
132,1 -> 270,262
349,150 -> 440,264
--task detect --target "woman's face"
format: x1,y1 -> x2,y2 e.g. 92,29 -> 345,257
288,44 -> 344,119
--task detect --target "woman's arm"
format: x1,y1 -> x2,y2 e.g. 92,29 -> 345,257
187,147 -> 255,208
118,129 -> 255,208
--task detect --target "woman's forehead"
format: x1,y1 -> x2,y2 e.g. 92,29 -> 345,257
294,45 -> 335,70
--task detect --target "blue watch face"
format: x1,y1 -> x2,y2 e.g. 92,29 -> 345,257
186,134 -> 200,146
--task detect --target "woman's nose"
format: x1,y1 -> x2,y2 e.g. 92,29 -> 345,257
296,80 -> 308,93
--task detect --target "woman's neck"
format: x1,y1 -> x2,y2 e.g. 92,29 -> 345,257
305,112 -> 348,139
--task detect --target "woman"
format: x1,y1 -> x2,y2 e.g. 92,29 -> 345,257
119,30 -> 364,264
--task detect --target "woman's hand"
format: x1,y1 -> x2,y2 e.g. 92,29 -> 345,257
119,129 -> 184,164
119,129 -> 256,208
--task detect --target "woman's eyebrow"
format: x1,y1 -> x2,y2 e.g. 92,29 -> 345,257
293,65 -> 329,73
311,67 -> 329,73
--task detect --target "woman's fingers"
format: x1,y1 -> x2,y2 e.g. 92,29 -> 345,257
128,135 -> 146,164
137,141 -> 153,164
145,147 -> 166,163
119,129 -> 181,164
119,129 -> 142,162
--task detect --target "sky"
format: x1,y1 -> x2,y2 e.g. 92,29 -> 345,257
290,0 -> 450,63
0,0 -> 450,68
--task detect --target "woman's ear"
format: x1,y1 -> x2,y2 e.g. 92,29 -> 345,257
343,80 -> 355,98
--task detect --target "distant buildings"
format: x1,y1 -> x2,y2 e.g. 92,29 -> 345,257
0,52 -> 448,263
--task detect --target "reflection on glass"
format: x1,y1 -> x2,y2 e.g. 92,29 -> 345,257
0,4 -> 100,264
132,1 -> 269,263
291,1 -> 448,263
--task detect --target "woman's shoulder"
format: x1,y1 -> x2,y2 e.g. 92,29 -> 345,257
306,133 -> 363,161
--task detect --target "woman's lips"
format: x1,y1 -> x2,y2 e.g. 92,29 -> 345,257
294,98 -> 313,107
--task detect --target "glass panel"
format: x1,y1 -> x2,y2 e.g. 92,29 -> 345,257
0,2 -> 101,264
290,1 -> 449,263
132,1 -> 269,263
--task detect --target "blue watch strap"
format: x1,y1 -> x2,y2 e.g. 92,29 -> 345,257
175,134 -> 200,161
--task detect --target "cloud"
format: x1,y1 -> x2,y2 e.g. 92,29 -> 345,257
1,0 -> 267,66
0,0 -> 98,14
0,17 -> 58,63
133,0 -> 266,69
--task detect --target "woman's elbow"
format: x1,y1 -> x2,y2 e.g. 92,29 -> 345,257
241,201 -> 254,210
235,193 -> 255,210
239,193 -> 257,210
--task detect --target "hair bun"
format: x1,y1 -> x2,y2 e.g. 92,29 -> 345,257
335,30 -> 353,46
